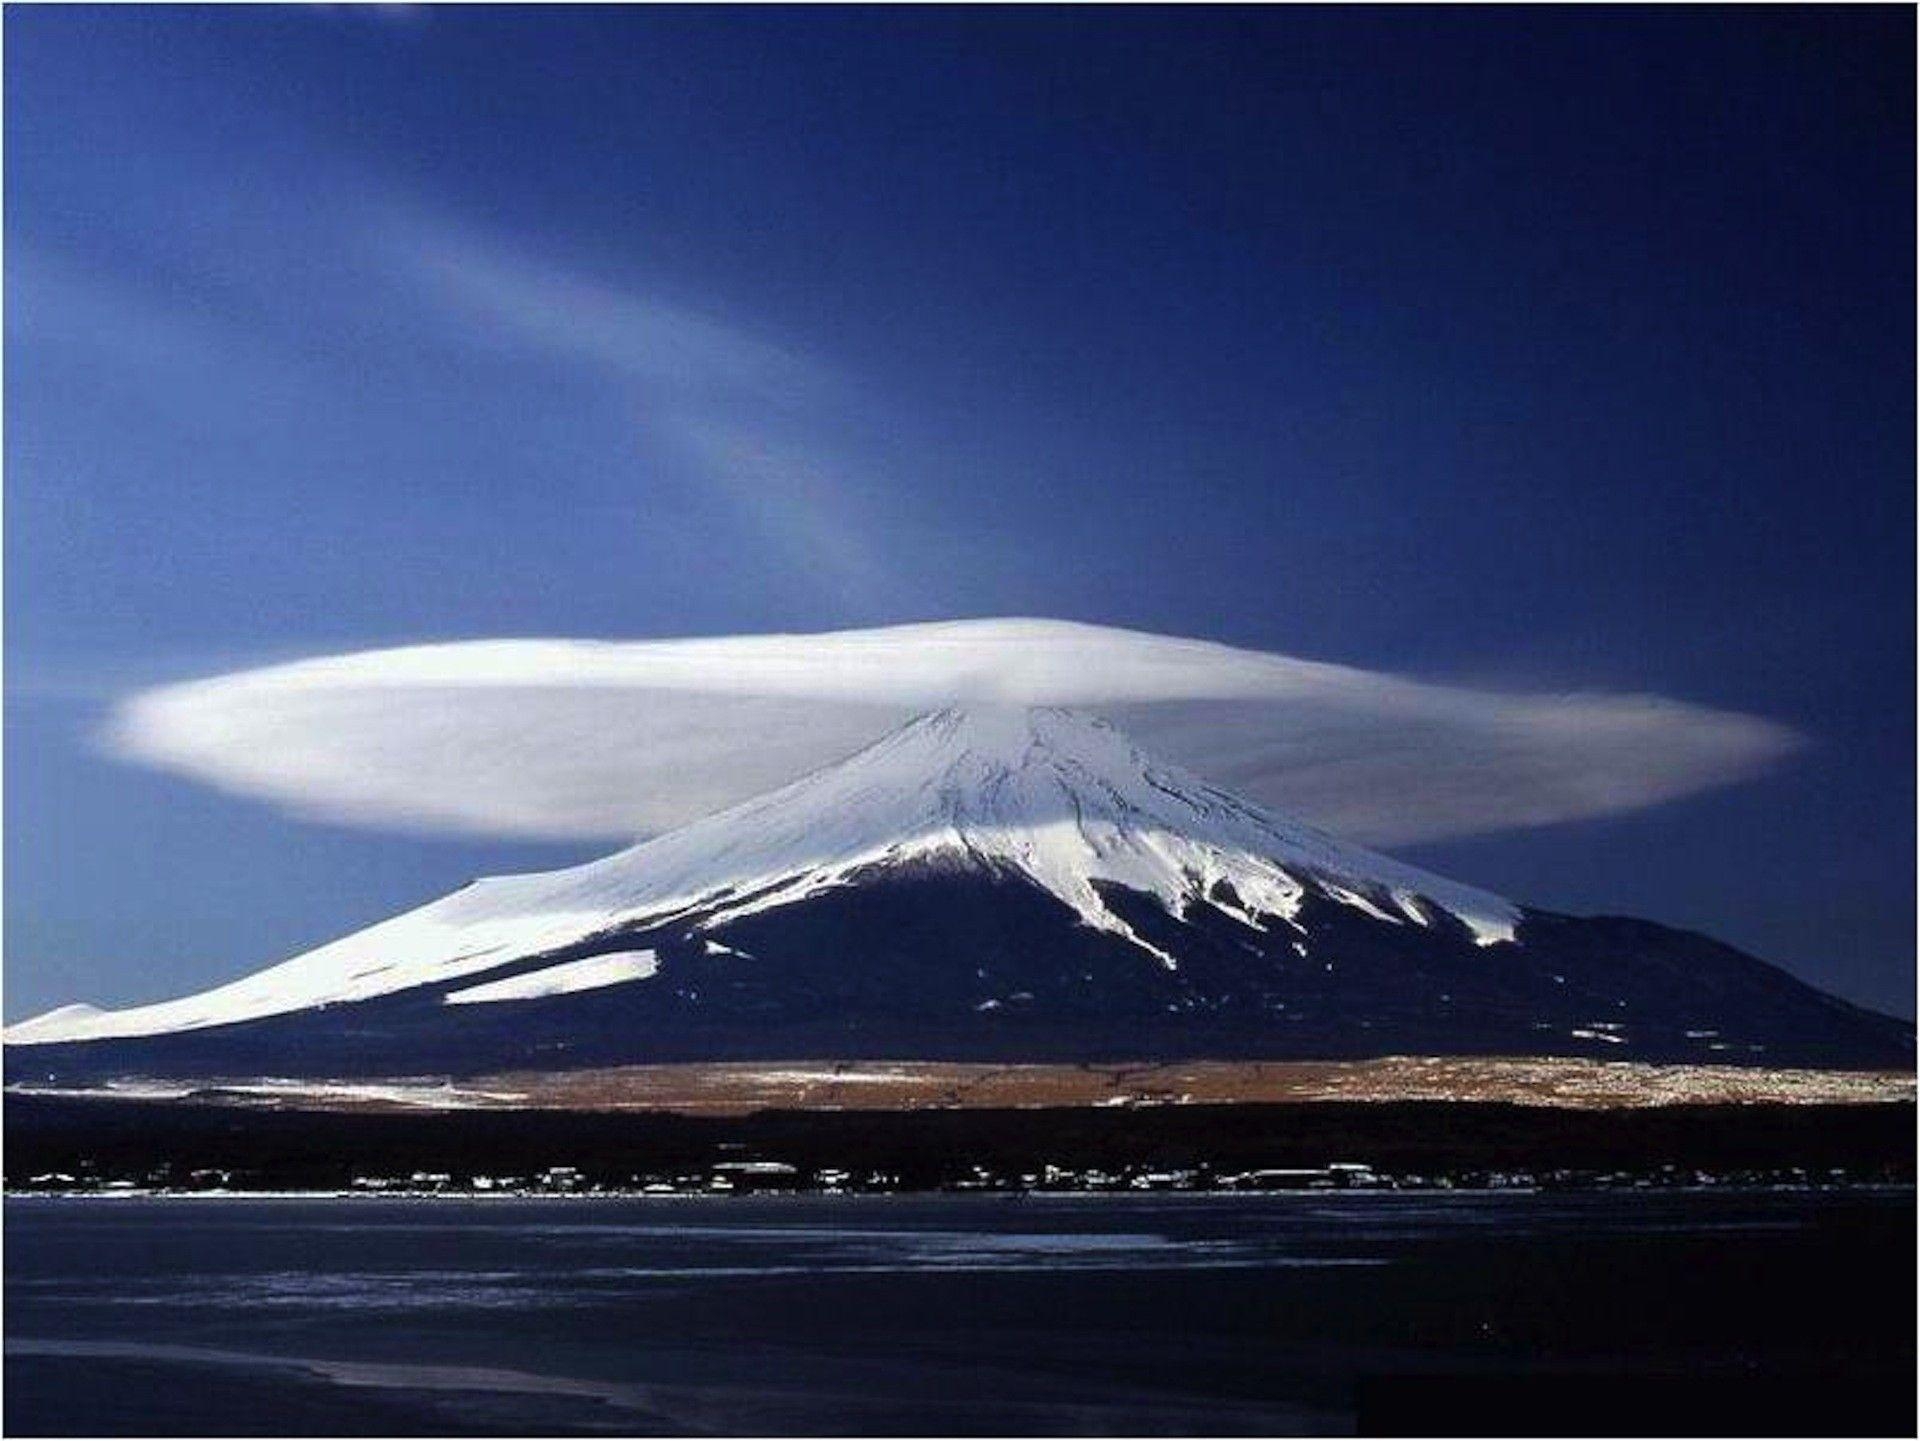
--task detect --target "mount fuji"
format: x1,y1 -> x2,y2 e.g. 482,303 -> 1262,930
6,707 -> 1909,1081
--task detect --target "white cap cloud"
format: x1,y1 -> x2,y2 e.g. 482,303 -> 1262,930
101,618 -> 1801,848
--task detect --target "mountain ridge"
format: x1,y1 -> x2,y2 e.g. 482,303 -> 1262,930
6,706 -> 1909,1076
8,707 -> 1518,1045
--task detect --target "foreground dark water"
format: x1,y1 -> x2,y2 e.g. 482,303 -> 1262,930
5,1191 -> 1913,1436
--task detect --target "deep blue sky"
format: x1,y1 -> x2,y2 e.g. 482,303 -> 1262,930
6,6 -> 1913,1019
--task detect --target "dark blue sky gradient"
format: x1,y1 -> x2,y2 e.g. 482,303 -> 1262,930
6,7 -> 1913,1018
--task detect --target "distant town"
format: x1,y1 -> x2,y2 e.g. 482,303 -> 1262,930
11,1087 -> 1910,1200
14,1157 -> 1906,1199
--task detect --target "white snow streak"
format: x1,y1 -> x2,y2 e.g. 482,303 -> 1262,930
442,951 -> 659,1006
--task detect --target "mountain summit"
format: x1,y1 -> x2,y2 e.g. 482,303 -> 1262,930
7,708 -> 1908,1077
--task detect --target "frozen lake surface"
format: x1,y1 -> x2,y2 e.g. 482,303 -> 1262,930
5,1190 -> 1913,1434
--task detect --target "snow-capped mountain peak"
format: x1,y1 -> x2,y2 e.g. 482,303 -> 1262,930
8,706 -> 1518,1046
673,704 -> 1521,960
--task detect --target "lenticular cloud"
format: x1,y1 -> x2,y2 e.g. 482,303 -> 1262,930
102,619 -> 1801,847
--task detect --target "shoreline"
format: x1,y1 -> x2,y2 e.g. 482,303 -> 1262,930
7,1054 -> 1914,1116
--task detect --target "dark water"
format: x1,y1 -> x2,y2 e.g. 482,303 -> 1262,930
5,1190 -> 1914,1436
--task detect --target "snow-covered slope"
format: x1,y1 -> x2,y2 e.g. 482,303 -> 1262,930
8,707 -> 1518,1046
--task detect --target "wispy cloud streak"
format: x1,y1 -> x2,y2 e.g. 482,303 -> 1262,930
387,215 -> 887,606
408,227 -> 832,408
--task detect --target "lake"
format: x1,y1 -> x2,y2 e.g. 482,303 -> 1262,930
5,1190 -> 1913,1435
